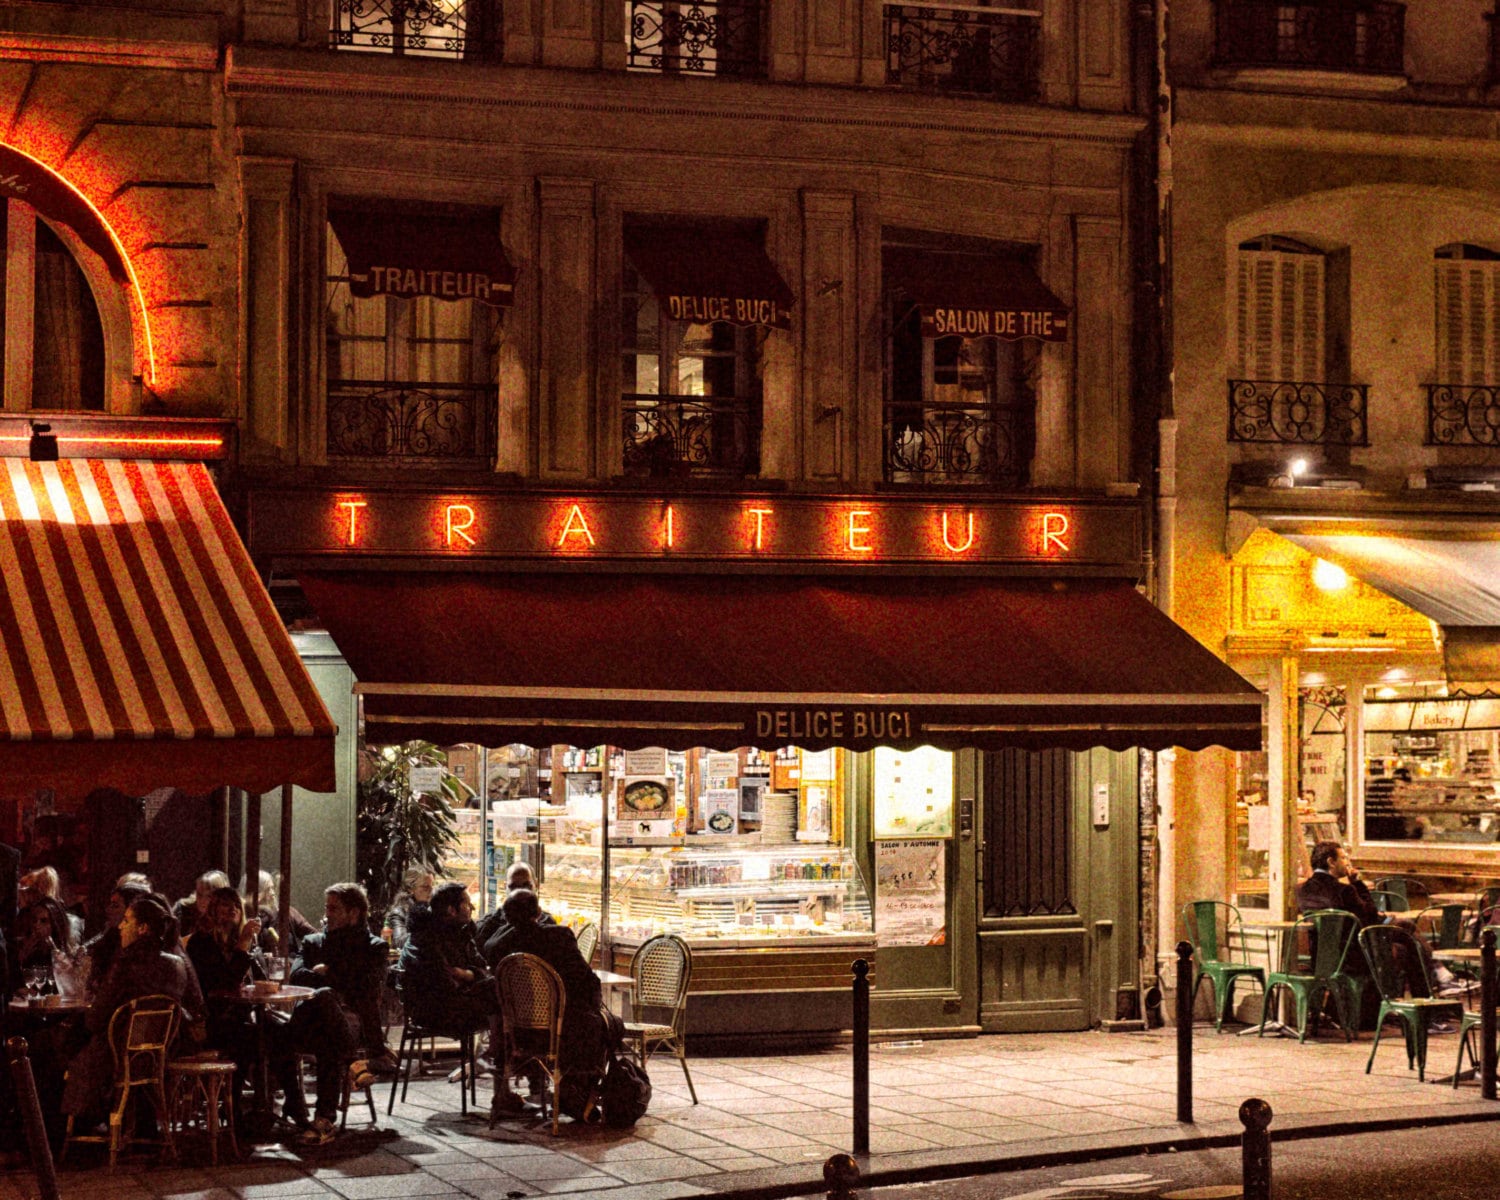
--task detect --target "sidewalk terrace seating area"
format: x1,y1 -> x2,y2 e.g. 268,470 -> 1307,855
8,1025 -> 1496,1200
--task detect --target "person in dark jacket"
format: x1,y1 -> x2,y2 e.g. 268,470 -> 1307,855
185,886 -> 266,1096
80,882 -> 153,995
61,895 -> 202,1118
476,862 -> 555,962
486,888 -> 607,1116
397,882 -> 497,1033
290,882 -> 397,1075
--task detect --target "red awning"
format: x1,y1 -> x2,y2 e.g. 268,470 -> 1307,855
885,247 -> 1070,342
0,459 -> 337,797
296,571 -> 1262,753
328,209 -> 515,307
626,228 -> 795,330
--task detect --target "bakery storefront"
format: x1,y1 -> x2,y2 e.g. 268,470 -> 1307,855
250,488 -> 1261,1038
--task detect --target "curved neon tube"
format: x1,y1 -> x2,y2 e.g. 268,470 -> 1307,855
3,143 -> 157,386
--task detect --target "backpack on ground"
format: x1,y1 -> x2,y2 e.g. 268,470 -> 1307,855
599,1053 -> 652,1127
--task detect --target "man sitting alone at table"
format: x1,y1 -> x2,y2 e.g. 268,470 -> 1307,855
486,888 -> 609,1118
290,882 -> 398,1077
1297,840 -> 1468,1007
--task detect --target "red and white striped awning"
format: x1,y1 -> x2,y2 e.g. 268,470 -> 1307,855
0,458 -> 336,797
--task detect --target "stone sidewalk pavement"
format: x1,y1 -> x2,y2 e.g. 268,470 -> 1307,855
7,1025 -> 1500,1200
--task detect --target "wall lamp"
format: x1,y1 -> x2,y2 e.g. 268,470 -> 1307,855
28,422 -> 58,463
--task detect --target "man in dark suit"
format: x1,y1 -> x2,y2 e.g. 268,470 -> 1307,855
487,888 -> 605,1118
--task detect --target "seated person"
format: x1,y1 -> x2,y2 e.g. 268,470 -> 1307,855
173,870 -> 231,943
385,867 -> 435,952
185,886 -> 266,1091
18,866 -> 74,955
477,862 -> 555,962
247,870 -> 315,957
290,882 -> 398,1075
11,901 -> 64,996
61,895 -> 203,1122
397,881 -> 497,1034
80,881 -> 153,995
486,888 -> 608,1116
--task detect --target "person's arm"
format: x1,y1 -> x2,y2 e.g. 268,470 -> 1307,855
288,934 -> 324,986
1343,876 -> 1383,927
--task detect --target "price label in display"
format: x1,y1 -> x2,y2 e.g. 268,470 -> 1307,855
409,766 -> 444,796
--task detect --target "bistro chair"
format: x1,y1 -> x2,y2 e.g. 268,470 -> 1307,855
575,921 -> 601,967
623,933 -> 697,1104
296,1051 -> 378,1133
1359,924 -> 1464,1081
1415,904 -> 1469,952
1259,909 -> 1360,1043
1373,877 -> 1427,910
494,952 -> 567,1136
1470,886 -> 1500,938
166,1052 -> 239,1166
63,994 -> 180,1169
1368,889 -> 1409,914
1180,900 -> 1265,1032
386,967 -> 482,1117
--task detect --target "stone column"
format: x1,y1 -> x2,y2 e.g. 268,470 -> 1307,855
239,157 -> 298,462
536,177 -> 597,481
800,190 -> 857,485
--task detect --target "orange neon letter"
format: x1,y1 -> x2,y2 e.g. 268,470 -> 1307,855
847,510 -> 874,553
557,504 -> 596,548
941,511 -> 974,553
747,507 -> 773,551
1041,511 -> 1071,554
445,504 -> 477,547
338,500 -> 368,547
663,505 -> 675,550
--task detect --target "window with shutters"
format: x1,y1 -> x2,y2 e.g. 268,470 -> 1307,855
1434,244 -> 1500,386
1234,235 -> 1326,382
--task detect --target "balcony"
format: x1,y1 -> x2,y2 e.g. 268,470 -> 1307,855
1227,380 -> 1369,446
626,1 -> 764,77
1426,384 -> 1500,447
883,401 -> 1026,486
330,0 -> 502,60
1213,0 -> 1404,75
327,381 -> 494,466
885,3 -> 1040,101
622,394 -> 759,478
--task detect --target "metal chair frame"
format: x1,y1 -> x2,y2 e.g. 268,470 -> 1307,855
1360,924 -> 1464,1081
166,1054 -> 239,1165
494,952 -> 568,1135
575,921 -> 601,967
1181,900 -> 1266,1032
63,993 -> 180,1169
623,933 -> 697,1104
1259,908 -> 1360,1043
386,967 -> 482,1117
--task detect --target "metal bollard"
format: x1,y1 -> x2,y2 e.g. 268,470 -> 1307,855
825,1152 -> 861,1199
1240,1098 -> 1273,1200
1482,928 -> 1496,1101
1176,940 -> 1193,1123
6,1036 -> 60,1200
852,958 -> 870,1156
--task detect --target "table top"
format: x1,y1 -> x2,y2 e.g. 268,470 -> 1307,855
1239,920 -> 1300,931
596,970 -> 634,988
211,983 -> 315,1008
1427,893 -> 1476,907
7,995 -> 88,1013
1435,947 -> 1486,961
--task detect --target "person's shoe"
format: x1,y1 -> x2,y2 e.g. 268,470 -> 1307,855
297,1116 -> 337,1146
347,1059 -> 376,1090
282,1101 -> 310,1131
1430,1021 -> 1458,1034
1436,980 -> 1477,998
367,1051 -> 399,1077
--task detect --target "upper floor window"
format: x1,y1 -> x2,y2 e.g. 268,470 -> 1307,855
331,0 -> 502,61
620,221 -> 791,478
1213,0 -> 1406,75
1434,244 -> 1500,386
1235,235 -> 1327,382
626,1 -> 764,77
1,202 -> 105,412
884,1 -> 1041,101
882,237 -> 1068,488
324,205 -> 509,464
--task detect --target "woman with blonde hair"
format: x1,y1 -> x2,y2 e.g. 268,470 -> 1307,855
385,866 -> 435,950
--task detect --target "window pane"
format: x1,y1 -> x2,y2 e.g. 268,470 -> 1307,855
32,222 -> 104,411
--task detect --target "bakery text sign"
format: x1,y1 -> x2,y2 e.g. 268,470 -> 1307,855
249,492 -> 1141,566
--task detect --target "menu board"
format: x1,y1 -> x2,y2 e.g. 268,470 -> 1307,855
875,839 -> 946,946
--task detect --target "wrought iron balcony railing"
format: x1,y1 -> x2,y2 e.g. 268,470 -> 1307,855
885,3 -> 1041,101
883,401 -> 1026,486
626,1 -> 764,77
1426,383 -> 1500,447
327,380 -> 495,463
331,0 -> 502,60
1213,0 -> 1405,75
1227,379 -> 1369,446
622,394 -> 759,478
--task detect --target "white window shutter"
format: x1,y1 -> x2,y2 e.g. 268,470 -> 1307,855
1435,259 -> 1500,385
1236,249 -> 1324,380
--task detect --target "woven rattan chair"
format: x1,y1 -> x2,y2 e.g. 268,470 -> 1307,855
623,933 -> 696,1104
574,921 -> 601,967
166,1053 -> 238,1165
64,993 -> 180,1169
494,952 -> 567,1135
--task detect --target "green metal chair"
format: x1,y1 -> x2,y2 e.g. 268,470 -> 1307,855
1415,904 -> 1469,951
1369,889 -> 1409,914
1182,900 -> 1265,1032
1259,908 -> 1360,1043
1359,924 -> 1464,1081
1373,877 -> 1427,910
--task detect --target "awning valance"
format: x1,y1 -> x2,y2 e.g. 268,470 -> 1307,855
1276,528 -> 1500,683
625,228 -> 795,330
297,571 -> 1262,753
0,459 -> 337,796
328,209 -> 515,307
885,247 -> 1070,342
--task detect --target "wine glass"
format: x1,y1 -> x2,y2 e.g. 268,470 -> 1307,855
23,965 -> 47,1003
